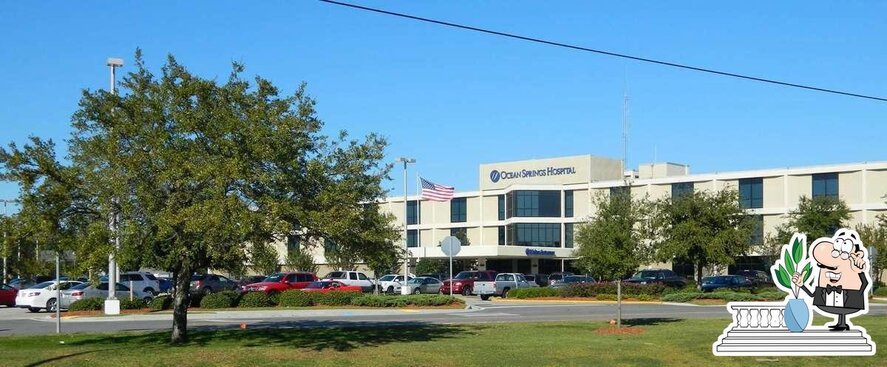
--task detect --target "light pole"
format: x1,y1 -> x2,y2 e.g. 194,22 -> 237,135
105,57 -> 123,313
396,157 -> 415,295
0,199 -> 18,283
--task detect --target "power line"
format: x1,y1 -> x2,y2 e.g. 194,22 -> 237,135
320,0 -> 887,103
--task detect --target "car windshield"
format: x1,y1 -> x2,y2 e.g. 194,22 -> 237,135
306,281 -> 330,289
325,272 -> 345,279
453,272 -> 474,280
563,276 -> 587,283
70,283 -> 90,290
263,273 -> 284,282
407,278 -> 423,284
379,275 -> 395,282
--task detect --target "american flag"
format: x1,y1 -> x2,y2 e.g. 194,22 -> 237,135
420,177 -> 454,202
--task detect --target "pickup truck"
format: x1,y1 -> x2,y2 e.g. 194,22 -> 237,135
440,270 -> 497,296
475,273 -> 533,300
322,271 -> 375,292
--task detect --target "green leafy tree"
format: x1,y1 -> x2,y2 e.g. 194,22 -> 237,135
574,191 -> 652,281
1,51 -> 397,344
416,258 -> 447,275
250,244 -> 280,275
786,196 -> 850,240
651,189 -> 755,285
857,222 -> 886,285
285,245 -> 318,273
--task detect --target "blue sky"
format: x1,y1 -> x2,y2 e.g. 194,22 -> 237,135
1,1 -> 885,207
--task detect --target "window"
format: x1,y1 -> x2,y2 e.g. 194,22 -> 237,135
407,229 -> 419,248
450,197 -> 467,223
450,227 -> 467,239
564,190 -> 574,217
358,273 -> 369,280
498,226 -> 505,246
671,182 -> 694,200
506,190 -> 561,218
406,200 -> 420,225
506,223 -> 561,247
610,186 -> 629,202
739,178 -> 763,209
564,223 -> 574,248
498,194 -> 505,220
286,234 -> 300,254
286,274 -> 298,282
812,173 -> 838,199
296,274 -> 312,282
750,215 -> 763,245
349,273 -> 358,280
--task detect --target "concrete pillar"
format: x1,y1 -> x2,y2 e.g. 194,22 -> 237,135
477,258 -> 486,271
531,258 -> 539,275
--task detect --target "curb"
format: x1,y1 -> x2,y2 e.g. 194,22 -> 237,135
489,298 -> 663,305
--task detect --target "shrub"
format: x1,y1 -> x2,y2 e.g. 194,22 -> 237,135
661,292 -> 703,303
120,298 -> 147,310
68,297 -> 104,311
560,283 -> 665,298
278,290 -> 314,307
635,294 -> 658,302
313,291 -> 362,306
350,295 -> 461,307
754,291 -> 786,301
595,293 -> 617,301
506,287 -> 560,299
874,287 -> 887,297
201,291 -> 239,309
238,291 -> 274,308
149,295 -> 173,311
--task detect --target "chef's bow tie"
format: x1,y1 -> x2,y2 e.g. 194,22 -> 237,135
826,285 -> 843,294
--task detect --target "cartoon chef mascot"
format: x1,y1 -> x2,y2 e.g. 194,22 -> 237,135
791,229 -> 871,331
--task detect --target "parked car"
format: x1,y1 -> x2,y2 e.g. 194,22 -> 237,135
377,274 -> 413,294
0,283 -> 18,306
190,274 -> 239,296
547,272 -> 574,287
58,282 -> 151,309
16,280 -> 83,312
550,275 -> 596,289
475,273 -> 533,300
733,270 -> 771,287
624,269 -> 687,288
418,273 -> 448,281
322,271 -> 375,292
701,275 -> 753,293
439,270 -> 497,296
236,275 -> 267,290
300,280 -> 363,293
157,277 -> 173,293
403,277 -> 443,295
244,272 -> 318,294
522,275 -> 541,288
528,273 -> 550,287
119,271 -> 162,296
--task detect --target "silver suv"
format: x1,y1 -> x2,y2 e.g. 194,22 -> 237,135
119,272 -> 161,296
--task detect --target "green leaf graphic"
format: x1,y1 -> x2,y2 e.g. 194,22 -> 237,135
784,249 -> 795,275
802,263 -> 812,283
776,265 -> 791,289
792,237 -> 803,263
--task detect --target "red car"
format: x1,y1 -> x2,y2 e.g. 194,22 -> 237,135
440,270 -> 497,296
0,283 -> 18,307
244,272 -> 318,294
300,280 -> 362,293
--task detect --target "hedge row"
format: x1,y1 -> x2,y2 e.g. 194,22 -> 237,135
350,295 -> 461,307
560,283 -> 666,298
506,287 -> 560,299
68,297 -> 147,311
661,291 -> 785,303
874,287 -> 887,297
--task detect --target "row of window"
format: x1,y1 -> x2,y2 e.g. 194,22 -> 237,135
405,173 -> 840,225
408,224 -> 576,248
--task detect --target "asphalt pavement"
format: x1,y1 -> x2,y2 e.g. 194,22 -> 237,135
2,300 -> 885,336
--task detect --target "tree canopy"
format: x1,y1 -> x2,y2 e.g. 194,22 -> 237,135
651,189 -> 754,285
574,190 -> 652,281
0,51 -> 399,343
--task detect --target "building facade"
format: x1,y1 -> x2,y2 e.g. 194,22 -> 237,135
299,155 -> 886,277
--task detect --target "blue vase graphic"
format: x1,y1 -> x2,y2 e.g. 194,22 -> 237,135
784,298 -> 809,332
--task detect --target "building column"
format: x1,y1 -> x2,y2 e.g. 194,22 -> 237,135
512,259 -> 518,272
477,258 -> 487,271
531,258 -> 539,275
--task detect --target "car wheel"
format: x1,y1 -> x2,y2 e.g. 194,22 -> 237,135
501,288 -> 510,299
462,287 -> 471,296
413,288 -> 421,295
143,296 -> 153,302
386,286 -> 394,295
203,287 -> 213,295
480,295 -> 490,301
46,298 -> 57,312
144,288 -> 156,296
28,307 -> 40,313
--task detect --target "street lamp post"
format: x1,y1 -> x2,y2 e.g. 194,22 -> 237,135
396,157 -> 415,295
0,199 -> 18,283
105,57 -> 123,314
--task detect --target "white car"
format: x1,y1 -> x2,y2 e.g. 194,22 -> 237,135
16,280 -> 83,312
119,271 -> 162,296
377,274 -> 413,294
322,271 -> 374,292
59,282 -> 152,309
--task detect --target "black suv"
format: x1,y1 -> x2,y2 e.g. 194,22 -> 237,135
733,270 -> 771,287
624,269 -> 687,288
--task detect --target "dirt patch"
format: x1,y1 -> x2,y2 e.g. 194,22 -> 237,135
596,326 -> 645,335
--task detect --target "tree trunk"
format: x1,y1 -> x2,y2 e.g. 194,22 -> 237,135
171,268 -> 192,344
696,264 -> 704,290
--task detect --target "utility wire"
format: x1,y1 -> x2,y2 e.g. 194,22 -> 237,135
321,0 -> 887,103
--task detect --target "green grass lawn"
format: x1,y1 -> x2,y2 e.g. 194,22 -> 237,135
1,316 -> 884,366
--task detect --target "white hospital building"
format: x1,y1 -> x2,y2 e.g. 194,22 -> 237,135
301,155 -> 886,276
